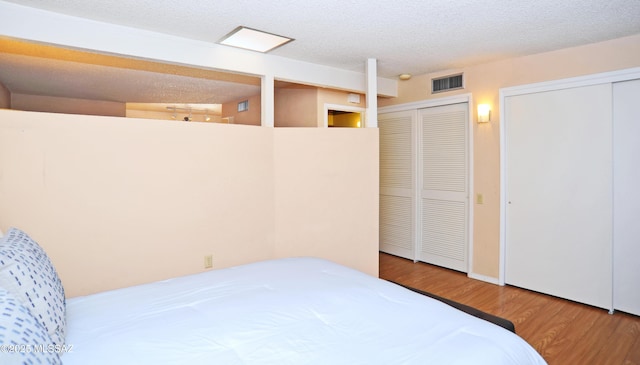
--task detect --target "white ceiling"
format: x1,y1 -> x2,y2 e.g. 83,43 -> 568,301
1,0 -> 639,104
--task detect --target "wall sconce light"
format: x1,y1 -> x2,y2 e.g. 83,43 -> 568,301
477,104 -> 491,123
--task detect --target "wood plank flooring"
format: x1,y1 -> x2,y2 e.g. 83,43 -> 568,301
379,252 -> 640,365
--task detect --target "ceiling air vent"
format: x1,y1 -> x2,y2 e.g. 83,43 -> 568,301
432,73 -> 463,93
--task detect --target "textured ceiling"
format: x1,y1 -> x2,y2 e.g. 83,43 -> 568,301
0,52 -> 261,104
0,37 -> 261,105
1,0 -> 639,104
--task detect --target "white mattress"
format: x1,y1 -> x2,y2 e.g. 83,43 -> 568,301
63,257 -> 547,365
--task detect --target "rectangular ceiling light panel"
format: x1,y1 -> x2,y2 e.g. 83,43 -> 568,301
219,26 -> 293,53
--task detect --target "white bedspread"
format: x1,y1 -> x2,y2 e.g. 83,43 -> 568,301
63,257 -> 546,365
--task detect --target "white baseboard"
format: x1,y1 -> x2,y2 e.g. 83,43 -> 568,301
467,272 -> 501,286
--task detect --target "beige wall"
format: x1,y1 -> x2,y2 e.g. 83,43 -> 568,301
12,93 -> 125,116
0,82 -> 9,109
0,109 -> 379,297
379,34 -> 640,279
274,128 -> 379,271
221,93 -> 262,126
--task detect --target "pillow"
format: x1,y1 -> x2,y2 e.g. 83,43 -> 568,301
0,288 -> 62,365
0,228 -> 66,347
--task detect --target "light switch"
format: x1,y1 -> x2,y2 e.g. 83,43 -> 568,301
476,193 -> 484,204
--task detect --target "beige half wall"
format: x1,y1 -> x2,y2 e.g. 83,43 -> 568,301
0,109 -> 379,297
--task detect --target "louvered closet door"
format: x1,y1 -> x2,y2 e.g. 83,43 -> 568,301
418,103 -> 468,272
379,110 -> 416,259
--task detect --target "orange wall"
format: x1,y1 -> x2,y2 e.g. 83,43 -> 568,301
330,112 -> 361,128
379,34 -> 640,279
317,89 -> 365,127
221,93 -> 262,126
12,93 -> 125,116
0,109 -> 378,297
125,108 -> 223,123
273,87 -> 366,128
274,87 -> 317,127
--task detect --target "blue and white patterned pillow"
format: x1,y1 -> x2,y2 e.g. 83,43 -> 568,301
0,288 -> 62,365
0,228 -> 66,347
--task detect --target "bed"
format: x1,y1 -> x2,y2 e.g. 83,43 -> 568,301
0,227 -> 547,365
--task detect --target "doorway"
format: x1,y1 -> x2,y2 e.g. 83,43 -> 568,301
324,104 -> 365,128
328,110 -> 361,127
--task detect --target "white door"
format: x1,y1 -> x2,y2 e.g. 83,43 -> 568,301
505,84 -> 613,310
417,103 -> 468,272
613,79 -> 640,316
379,110 -> 416,259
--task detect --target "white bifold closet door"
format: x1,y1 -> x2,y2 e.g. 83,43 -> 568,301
379,110 -> 416,259
613,79 -> 640,316
379,103 -> 468,272
505,84 -> 613,310
418,103 -> 468,272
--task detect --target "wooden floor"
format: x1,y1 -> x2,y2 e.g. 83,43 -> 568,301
379,253 -> 640,365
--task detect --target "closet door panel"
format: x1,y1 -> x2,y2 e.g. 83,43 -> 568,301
505,84 -> 613,309
379,111 -> 416,259
613,79 -> 640,316
418,103 -> 468,272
